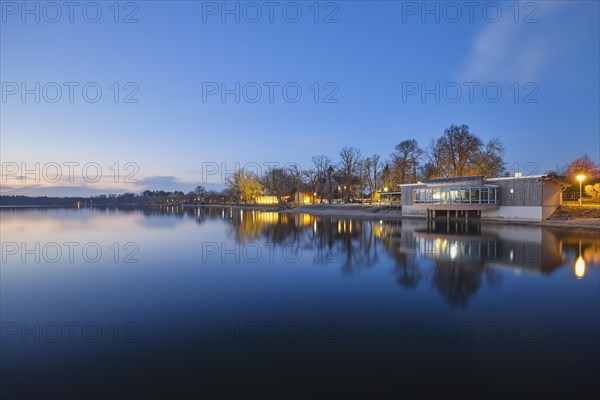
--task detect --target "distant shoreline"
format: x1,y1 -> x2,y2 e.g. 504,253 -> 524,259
2,203 -> 598,231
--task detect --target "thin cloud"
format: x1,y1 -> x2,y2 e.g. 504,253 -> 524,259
138,176 -> 183,191
459,1 -> 569,83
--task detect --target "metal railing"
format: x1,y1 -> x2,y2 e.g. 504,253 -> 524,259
562,193 -> 591,201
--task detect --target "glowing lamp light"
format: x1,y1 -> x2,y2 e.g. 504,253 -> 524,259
384,187 -> 389,192
575,257 -> 586,279
576,174 -> 585,182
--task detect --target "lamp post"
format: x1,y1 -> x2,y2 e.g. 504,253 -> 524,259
577,175 -> 585,205
383,187 -> 389,209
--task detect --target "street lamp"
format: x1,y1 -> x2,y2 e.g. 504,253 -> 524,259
577,174 -> 585,205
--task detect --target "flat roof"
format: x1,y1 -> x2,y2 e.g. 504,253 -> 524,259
486,175 -> 545,181
487,175 -> 570,187
425,176 -> 484,184
399,174 -> 569,186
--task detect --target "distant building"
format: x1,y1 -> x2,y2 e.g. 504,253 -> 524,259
294,192 -> 316,206
400,175 -> 568,221
255,195 -> 279,205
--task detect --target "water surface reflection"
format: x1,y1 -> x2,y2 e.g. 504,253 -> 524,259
1,206 -> 598,399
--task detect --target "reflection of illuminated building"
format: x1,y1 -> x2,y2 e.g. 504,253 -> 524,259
254,212 -> 281,224
304,214 -> 312,226
413,231 -> 499,264
292,213 -> 314,227
337,219 -> 355,234
402,220 -> 564,275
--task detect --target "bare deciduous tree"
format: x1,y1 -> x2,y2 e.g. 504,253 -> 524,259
428,124 -> 504,178
392,139 -> 424,184
260,167 -> 299,204
311,155 -> 333,203
363,154 -> 382,201
338,146 -> 362,203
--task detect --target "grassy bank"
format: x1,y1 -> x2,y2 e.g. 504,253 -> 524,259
548,205 -> 600,219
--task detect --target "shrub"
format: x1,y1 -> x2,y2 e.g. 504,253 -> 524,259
584,184 -> 600,202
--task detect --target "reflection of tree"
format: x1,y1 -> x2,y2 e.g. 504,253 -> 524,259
359,222 -> 381,267
332,219 -> 383,275
174,207 -> 551,307
431,261 -> 488,307
131,207 -> 585,307
379,221 -> 505,306
394,255 -> 422,289
218,210 -> 506,306
139,204 -> 225,224
379,235 -> 422,288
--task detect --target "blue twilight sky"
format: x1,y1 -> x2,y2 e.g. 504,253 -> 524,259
1,0 -> 599,196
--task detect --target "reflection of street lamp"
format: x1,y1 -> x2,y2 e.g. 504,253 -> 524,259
575,257 -> 586,279
449,243 -> 458,260
575,240 -> 586,279
577,175 -> 585,205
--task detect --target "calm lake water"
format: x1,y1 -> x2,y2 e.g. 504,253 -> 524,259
1,206 -> 599,399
